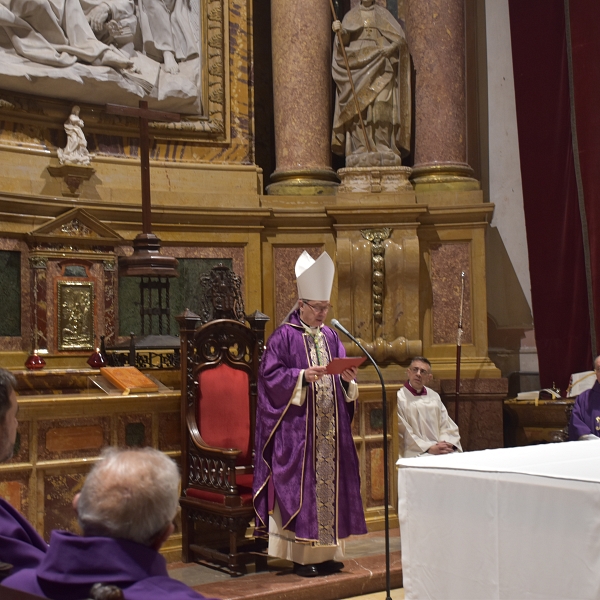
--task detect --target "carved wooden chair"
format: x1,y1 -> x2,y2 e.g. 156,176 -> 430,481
176,265 -> 268,574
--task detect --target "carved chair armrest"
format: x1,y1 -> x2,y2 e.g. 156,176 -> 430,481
185,444 -> 244,495
186,411 -> 242,460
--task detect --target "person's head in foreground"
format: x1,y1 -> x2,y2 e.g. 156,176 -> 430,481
75,446 -> 179,549
406,356 -> 432,393
0,368 -> 18,463
594,355 -> 600,383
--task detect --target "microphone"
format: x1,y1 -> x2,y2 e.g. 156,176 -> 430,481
331,318 -> 352,339
330,318 -> 392,600
331,319 -> 376,362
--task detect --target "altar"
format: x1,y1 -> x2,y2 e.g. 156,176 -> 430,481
397,442 -> 600,599
0,370 -> 182,560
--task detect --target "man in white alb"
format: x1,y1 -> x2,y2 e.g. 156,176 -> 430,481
397,356 -> 462,457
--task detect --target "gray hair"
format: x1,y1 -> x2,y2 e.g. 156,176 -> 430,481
77,447 -> 180,546
0,368 -> 16,424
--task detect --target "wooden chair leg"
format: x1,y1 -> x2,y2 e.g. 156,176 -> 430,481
181,507 -> 191,563
228,522 -> 239,572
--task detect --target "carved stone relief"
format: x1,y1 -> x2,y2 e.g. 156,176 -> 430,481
0,0 -> 227,135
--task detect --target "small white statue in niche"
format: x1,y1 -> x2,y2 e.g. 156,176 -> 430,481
57,106 -> 92,166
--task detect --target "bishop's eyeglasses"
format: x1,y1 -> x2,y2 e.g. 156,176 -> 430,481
302,301 -> 333,314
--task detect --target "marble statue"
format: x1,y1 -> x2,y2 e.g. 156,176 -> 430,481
85,0 -> 138,57
137,0 -> 199,75
58,106 -> 91,166
331,0 -> 411,168
0,0 -> 133,69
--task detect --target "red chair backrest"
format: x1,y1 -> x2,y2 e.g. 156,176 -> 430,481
197,363 -> 252,466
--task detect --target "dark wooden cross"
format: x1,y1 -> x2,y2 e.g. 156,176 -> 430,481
105,101 -> 180,235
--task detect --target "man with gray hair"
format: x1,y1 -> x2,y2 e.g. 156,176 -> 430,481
2,447 -> 214,599
0,368 -> 47,574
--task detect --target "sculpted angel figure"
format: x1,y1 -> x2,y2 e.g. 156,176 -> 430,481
58,106 -> 91,166
331,0 -> 411,167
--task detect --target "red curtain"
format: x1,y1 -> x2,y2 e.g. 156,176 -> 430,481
508,0 -> 600,390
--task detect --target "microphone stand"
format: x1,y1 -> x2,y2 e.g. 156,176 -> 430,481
331,319 -> 392,600
455,272 -> 465,426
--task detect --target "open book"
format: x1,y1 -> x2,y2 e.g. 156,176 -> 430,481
100,367 -> 159,394
516,388 -> 561,401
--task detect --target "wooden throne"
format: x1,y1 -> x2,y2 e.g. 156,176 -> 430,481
176,265 -> 268,573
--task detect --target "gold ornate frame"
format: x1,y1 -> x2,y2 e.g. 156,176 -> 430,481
57,281 -> 95,351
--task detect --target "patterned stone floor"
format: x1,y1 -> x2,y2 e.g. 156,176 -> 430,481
167,528 -> 403,600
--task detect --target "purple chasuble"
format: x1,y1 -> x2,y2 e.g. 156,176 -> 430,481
253,310 -> 367,544
1,530 -> 214,600
0,498 -> 47,573
569,380 -> 600,440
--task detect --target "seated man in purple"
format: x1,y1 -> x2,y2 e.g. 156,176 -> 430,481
2,447 -> 214,600
0,368 -> 47,574
569,355 -> 600,441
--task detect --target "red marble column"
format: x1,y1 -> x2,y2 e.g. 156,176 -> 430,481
268,0 -> 338,195
407,0 -> 479,189
29,256 -> 48,352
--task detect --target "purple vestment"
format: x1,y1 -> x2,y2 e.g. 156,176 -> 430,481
253,310 -> 367,543
1,530 -> 214,600
569,380 -> 600,440
0,498 -> 47,574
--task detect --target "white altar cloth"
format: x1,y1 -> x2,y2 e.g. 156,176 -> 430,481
397,442 -> 600,599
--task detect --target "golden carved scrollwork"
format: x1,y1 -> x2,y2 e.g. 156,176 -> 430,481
60,219 -> 93,237
337,227 -> 422,366
29,257 -> 48,269
342,336 -> 422,364
361,228 -> 391,324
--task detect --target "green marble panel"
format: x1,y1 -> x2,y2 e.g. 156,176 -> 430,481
125,422 -> 145,447
370,407 -> 384,431
0,251 -> 21,336
118,258 -> 233,336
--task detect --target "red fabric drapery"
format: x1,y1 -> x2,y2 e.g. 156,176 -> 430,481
508,0 -> 600,390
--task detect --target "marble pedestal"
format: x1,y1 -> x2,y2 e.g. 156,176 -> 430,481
337,166 -> 413,193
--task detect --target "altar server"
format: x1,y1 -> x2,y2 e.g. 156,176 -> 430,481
397,356 -> 462,457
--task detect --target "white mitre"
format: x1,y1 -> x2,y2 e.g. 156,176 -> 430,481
295,251 -> 335,301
